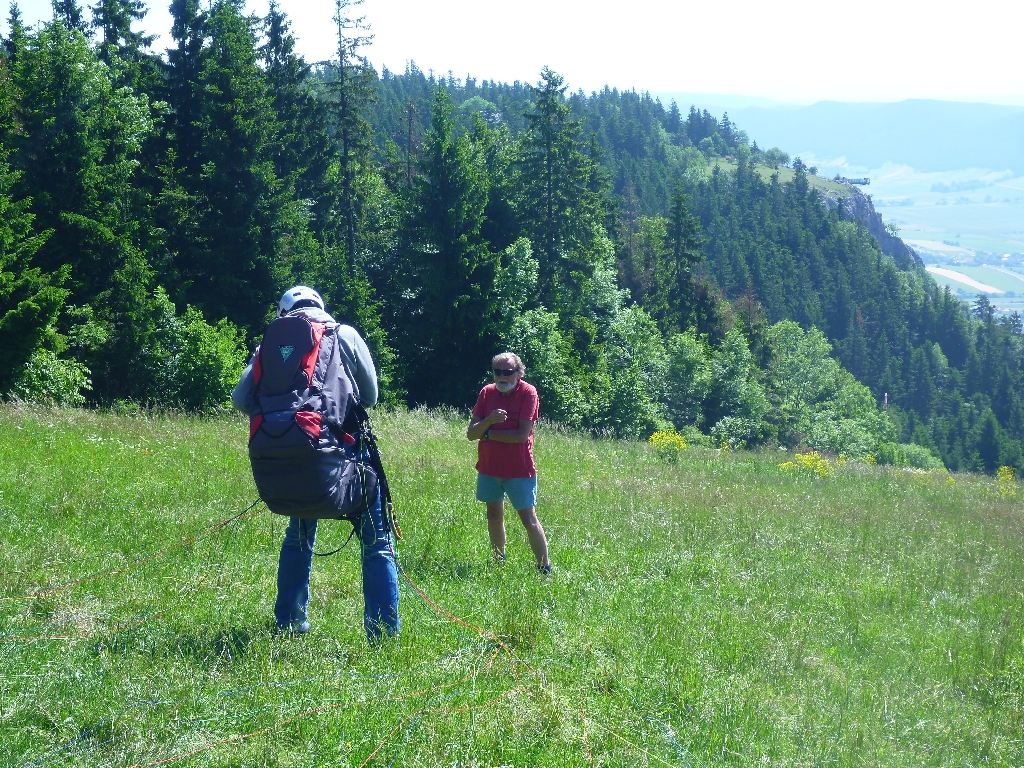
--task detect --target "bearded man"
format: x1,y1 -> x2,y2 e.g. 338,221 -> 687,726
466,352 -> 552,573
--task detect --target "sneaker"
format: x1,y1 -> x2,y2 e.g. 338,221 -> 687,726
538,563 -> 553,576
276,620 -> 311,635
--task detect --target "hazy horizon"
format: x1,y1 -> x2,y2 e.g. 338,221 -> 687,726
7,0 -> 1023,105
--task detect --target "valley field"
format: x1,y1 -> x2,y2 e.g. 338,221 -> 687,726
2,405 -> 1022,766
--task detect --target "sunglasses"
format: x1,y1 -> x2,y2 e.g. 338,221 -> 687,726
493,368 -> 517,377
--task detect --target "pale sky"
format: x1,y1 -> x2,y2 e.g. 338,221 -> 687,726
8,0 -> 1024,104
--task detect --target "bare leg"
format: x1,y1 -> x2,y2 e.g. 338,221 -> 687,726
516,506 -> 550,569
486,501 -> 506,561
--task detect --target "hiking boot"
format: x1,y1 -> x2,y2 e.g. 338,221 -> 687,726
277,620 -> 311,635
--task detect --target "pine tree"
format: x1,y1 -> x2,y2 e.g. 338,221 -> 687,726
468,114 -> 517,253
0,57 -> 64,394
52,0 -> 89,34
328,0 -> 375,267
91,0 -> 152,58
404,86 -> 500,405
518,67 -> 607,313
12,19 -> 158,398
164,0 -> 206,173
90,0 -> 159,92
259,1 -> 338,240
161,0 -> 302,335
13,20 -> 151,303
664,183 -> 707,332
907,346 -> 934,415
976,408 -> 1002,473
3,3 -> 25,67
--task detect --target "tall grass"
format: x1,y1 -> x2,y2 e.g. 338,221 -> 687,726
2,403 -> 1022,766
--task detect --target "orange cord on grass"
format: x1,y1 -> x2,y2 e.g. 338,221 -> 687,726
391,542 -> 540,684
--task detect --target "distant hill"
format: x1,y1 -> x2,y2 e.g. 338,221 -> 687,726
731,100 -> 1024,174
653,96 -> 1024,174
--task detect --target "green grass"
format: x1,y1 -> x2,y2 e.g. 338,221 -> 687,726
2,404 -> 1023,766
708,158 -> 851,196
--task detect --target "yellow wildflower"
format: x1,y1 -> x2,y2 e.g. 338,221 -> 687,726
649,430 -> 688,463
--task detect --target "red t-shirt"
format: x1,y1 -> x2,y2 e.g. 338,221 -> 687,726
472,380 -> 539,479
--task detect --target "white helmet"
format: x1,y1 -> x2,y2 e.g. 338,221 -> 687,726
278,285 -> 324,316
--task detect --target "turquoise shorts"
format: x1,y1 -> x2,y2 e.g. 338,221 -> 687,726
476,473 -> 538,511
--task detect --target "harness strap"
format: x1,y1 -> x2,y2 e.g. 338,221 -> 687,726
350,402 -> 402,540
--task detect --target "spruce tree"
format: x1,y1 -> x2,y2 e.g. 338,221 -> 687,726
3,3 -> 25,67
404,86 -> 500,406
328,0 -> 375,268
90,0 -> 160,92
664,183 -> 707,332
13,20 -> 151,303
164,0 -> 205,174
260,1 -> 337,238
52,0 -> 89,34
161,0 -> 303,335
91,0 -> 152,58
518,67 -> 606,313
976,408 -> 1002,473
0,58 -> 64,394
12,20 -> 157,398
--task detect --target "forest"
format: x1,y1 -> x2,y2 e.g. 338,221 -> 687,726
2,0 -> 1022,474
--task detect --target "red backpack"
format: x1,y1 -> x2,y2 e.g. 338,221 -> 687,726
247,313 -> 378,521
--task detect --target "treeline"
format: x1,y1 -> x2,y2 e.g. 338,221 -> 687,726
369,67 -> 1024,473
1,2 -> 1021,474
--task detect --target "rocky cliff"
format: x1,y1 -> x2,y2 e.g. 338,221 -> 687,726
822,187 -> 924,270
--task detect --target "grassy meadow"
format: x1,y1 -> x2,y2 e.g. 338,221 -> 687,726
707,159 -> 851,197
2,404 -> 1023,767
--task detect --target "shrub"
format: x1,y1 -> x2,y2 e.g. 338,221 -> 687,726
7,348 -> 91,406
143,291 -> 248,411
763,321 -> 894,457
602,306 -> 668,439
710,415 -> 763,449
649,430 -> 688,462
680,425 -> 713,448
502,308 -> 586,429
779,450 -> 834,477
159,308 -> 247,411
664,331 -> 712,428
875,442 -> 945,470
495,238 -> 538,318
705,328 -> 769,433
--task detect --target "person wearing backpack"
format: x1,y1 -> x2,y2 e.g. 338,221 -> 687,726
467,352 -> 552,574
232,286 -> 399,641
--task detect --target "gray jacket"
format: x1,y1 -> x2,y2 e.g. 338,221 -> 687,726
231,307 -> 378,412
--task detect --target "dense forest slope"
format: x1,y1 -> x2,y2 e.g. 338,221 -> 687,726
1,2 -> 1021,473
371,67 -> 1024,472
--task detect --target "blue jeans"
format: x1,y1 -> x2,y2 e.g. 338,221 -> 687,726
275,472 -> 400,642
